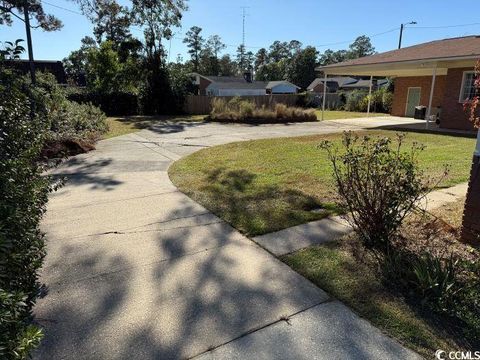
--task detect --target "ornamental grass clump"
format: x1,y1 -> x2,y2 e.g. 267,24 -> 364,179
208,97 -> 317,123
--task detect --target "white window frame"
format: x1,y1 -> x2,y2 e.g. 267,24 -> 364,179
459,71 -> 476,103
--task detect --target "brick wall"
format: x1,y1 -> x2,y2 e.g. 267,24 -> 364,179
440,67 -> 475,131
391,76 -> 446,117
198,77 -> 212,96
312,83 -> 327,93
461,155 -> 480,245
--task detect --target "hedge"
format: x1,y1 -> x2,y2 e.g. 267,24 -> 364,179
67,91 -> 139,116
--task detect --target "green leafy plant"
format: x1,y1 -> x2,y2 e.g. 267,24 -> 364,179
0,68 -> 54,359
0,39 -> 25,60
410,254 -> 459,305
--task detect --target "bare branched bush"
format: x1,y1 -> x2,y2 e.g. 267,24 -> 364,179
320,132 -> 436,255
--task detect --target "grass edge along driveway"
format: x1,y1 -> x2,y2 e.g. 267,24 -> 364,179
169,130 -> 475,236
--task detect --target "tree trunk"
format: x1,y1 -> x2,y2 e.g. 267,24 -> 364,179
461,129 -> 480,245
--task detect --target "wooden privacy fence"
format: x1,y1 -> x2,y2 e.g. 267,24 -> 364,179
184,94 -> 300,115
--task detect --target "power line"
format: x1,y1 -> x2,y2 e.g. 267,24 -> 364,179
42,0 -> 84,16
314,27 -> 400,48
411,22 -> 480,29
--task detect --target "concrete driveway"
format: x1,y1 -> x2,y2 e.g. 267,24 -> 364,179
34,117 -> 422,359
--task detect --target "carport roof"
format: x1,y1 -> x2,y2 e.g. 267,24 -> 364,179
316,35 -> 480,76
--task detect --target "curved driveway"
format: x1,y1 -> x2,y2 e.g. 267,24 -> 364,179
35,117 -> 422,359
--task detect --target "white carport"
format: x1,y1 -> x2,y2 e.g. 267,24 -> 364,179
316,36 -> 480,130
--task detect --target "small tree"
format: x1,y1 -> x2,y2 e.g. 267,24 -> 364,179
321,132 -> 432,255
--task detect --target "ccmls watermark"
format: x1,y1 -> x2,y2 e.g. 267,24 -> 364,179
436,350 -> 480,360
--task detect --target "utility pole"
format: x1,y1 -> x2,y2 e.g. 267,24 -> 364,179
398,21 -> 417,49
23,0 -> 36,84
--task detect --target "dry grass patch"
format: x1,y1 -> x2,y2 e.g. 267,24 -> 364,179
208,97 -> 317,123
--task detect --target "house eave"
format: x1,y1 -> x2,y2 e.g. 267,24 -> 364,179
316,55 -> 478,77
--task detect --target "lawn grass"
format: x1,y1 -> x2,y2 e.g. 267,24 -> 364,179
282,240 -> 460,358
104,115 -> 205,138
315,110 -> 387,120
169,130 -> 475,236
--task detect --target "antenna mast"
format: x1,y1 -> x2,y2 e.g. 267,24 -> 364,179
240,6 -> 249,69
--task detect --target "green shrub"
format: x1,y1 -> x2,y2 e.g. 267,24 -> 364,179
33,72 -> 107,144
321,132 -> 430,254
382,90 -> 394,112
0,69 -> 54,359
0,67 -> 106,359
67,90 -> 139,116
344,90 -> 368,112
410,254 -> 459,304
382,250 -> 480,345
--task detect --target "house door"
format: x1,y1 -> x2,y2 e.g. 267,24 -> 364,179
405,87 -> 421,117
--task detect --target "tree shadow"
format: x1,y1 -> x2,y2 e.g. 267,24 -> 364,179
34,193 -> 410,360
114,115 -> 209,135
194,168 -> 335,236
50,157 -> 123,191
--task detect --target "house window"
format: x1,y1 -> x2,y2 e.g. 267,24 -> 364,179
459,71 -> 478,102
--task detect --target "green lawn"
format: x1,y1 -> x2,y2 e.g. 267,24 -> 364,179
104,115 -> 205,138
282,240 -> 460,358
169,130 -> 475,236
314,110 -> 386,120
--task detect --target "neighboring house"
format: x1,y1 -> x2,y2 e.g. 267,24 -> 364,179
3,59 -> 67,84
266,81 -> 300,94
307,76 -> 357,93
206,81 -> 267,96
316,35 -> 480,131
307,76 -> 388,93
191,73 -> 299,96
340,78 -> 389,91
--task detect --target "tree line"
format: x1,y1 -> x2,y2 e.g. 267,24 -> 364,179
59,0 -> 376,98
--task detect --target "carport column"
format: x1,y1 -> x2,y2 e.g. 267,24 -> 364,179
367,75 -> 373,116
425,64 -> 437,129
461,129 -> 480,245
321,72 -> 327,121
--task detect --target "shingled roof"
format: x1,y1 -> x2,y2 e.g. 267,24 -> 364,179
318,35 -> 480,70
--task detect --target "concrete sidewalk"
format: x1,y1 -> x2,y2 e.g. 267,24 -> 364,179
253,183 -> 468,256
35,117 -> 422,359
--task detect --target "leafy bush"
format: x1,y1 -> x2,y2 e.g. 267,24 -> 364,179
342,88 -> 393,113
0,69 -> 54,359
295,92 -> 317,108
382,89 -> 394,112
344,90 -> 368,112
0,67 -> 107,358
321,132 -> 431,254
32,72 -> 107,147
209,97 -> 317,123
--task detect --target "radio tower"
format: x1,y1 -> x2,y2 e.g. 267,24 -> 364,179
240,6 -> 249,69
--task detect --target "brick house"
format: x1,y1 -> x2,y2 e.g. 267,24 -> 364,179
307,77 -> 388,93
316,36 -> 480,130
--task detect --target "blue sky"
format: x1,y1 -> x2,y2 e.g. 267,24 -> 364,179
2,0 -> 480,61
